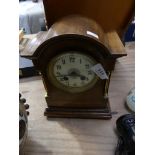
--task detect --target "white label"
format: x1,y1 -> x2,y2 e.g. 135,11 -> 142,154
91,63 -> 108,80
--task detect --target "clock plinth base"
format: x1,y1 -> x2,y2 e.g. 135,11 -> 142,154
44,100 -> 112,119
44,107 -> 112,119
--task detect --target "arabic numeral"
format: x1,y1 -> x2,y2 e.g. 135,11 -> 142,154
60,78 -> 65,81
56,65 -> 61,70
56,72 -> 60,75
88,70 -> 92,75
69,57 -> 75,63
73,83 -> 77,86
85,64 -> 89,69
62,59 -> 65,64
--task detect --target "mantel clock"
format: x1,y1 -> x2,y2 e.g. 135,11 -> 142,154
20,15 -> 127,119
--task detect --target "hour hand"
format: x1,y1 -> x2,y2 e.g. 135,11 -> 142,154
69,72 -> 86,79
80,75 -> 86,80
56,73 -> 86,80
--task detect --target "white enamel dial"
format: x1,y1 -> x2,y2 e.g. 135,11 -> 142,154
47,52 -> 98,93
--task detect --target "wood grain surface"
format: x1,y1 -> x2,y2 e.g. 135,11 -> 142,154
19,42 -> 134,155
43,0 -> 134,36
20,16 -> 126,59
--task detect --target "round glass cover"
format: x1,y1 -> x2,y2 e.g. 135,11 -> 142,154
47,52 -> 98,93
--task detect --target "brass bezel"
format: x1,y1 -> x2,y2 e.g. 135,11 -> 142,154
47,52 -> 99,93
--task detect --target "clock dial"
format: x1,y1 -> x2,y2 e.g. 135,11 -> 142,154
47,52 -> 98,93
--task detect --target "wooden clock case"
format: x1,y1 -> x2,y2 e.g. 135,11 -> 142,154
20,0 -> 134,119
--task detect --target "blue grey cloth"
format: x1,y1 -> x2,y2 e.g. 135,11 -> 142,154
19,0 -> 45,34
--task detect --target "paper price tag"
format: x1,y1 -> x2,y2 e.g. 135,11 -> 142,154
91,63 -> 108,80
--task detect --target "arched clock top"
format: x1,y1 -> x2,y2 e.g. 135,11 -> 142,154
20,15 -> 126,60
45,15 -> 107,44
